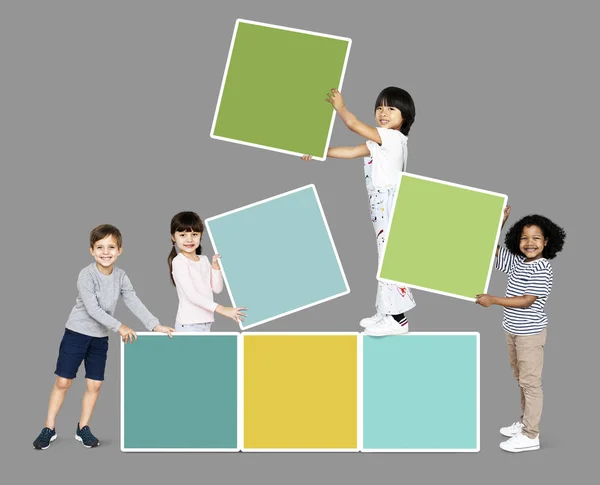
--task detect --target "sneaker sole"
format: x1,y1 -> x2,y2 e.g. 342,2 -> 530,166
359,319 -> 381,329
364,328 -> 409,336
33,433 -> 57,450
499,443 -> 540,453
75,434 -> 99,448
500,430 -> 520,437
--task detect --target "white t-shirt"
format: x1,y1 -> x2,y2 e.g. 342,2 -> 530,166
365,127 -> 408,189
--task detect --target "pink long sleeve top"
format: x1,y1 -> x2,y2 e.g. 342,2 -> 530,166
171,253 -> 224,325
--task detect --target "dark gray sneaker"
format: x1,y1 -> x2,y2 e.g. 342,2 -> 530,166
75,424 -> 99,448
33,427 -> 57,450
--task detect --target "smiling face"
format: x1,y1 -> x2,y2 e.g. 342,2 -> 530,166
172,230 -> 202,259
375,104 -> 404,131
520,225 -> 548,261
90,235 -> 122,273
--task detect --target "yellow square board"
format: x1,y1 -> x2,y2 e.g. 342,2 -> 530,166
243,333 -> 359,451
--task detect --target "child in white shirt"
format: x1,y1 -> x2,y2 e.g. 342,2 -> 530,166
303,87 -> 417,336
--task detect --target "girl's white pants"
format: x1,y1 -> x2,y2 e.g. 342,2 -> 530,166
368,187 -> 416,315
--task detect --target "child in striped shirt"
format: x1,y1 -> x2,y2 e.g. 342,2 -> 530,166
476,206 -> 566,453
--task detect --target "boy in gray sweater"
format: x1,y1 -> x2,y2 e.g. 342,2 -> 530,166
33,224 -> 174,450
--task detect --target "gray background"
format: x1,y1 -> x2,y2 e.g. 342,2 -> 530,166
1,0 -> 597,483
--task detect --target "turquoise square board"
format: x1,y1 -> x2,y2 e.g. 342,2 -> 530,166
205,185 -> 349,330
361,333 -> 479,452
121,333 -> 239,451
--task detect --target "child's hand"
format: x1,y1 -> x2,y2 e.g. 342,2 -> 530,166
118,324 -> 138,344
153,324 -> 175,338
325,88 -> 345,111
475,294 -> 495,307
212,254 -> 221,270
221,306 -> 248,324
301,154 -> 313,161
503,205 -> 511,223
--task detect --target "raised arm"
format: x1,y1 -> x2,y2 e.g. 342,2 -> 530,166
211,255 -> 224,294
326,89 -> 382,144
496,205 -> 511,256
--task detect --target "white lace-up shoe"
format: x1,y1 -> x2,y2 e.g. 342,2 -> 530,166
359,313 -> 383,328
500,432 -> 540,453
363,315 -> 408,336
500,421 -> 524,437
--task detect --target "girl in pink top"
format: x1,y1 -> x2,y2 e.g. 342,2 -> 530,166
168,211 -> 247,331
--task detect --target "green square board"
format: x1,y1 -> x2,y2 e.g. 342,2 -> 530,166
210,19 -> 351,160
378,173 -> 507,301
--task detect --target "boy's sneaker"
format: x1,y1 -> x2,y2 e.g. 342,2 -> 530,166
500,421 -> 524,437
359,313 -> 383,328
33,427 -> 57,450
499,432 -> 540,453
363,315 -> 408,336
75,423 -> 99,448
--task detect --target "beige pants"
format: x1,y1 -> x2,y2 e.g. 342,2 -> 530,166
505,328 -> 547,438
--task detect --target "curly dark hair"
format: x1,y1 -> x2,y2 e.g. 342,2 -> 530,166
504,214 -> 566,259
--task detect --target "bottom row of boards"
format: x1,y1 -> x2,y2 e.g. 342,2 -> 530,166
121,332 -> 479,452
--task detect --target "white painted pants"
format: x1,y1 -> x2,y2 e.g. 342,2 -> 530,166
368,187 -> 416,315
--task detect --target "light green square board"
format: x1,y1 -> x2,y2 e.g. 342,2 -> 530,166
378,173 -> 507,301
210,19 -> 351,160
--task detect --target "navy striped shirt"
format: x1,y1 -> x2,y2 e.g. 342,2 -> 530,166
495,246 -> 553,335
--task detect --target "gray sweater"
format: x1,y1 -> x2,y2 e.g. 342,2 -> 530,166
65,263 -> 159,337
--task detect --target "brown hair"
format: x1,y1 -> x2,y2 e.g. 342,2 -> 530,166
90,224 -> 123,248
168,211 -> 204,286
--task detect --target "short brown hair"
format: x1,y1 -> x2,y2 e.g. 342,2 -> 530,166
90,224 -> 123,248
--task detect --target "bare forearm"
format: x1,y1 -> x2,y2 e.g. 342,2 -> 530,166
303,142 -> 367,160
489,295 -> 537,308
326,89 -> 381,144
335,106 -> 360,132
327,147 -> 360,158
496,221 -> 509,256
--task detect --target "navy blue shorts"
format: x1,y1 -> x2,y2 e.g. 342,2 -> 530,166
55,328 -> 109,381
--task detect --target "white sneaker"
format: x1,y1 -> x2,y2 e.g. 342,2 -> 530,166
499,432 -> 540,453
363,315 -> 408,336
500,421 -> 524,437
359,313 -> 383,328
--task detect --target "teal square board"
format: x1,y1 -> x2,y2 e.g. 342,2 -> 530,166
210,19 -> 351,160
121,334 -> 239,451
378,173 -> 507,301
361,333 -> 479,452
205,185 -> 349,330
